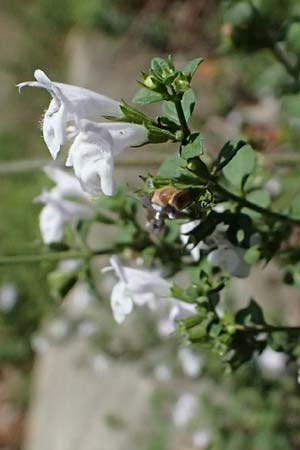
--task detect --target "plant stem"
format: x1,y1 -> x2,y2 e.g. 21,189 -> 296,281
211,179 -> 300,226
171,88 -> 191,141
235,324 -> 300,334
0,248 -> 113,265
271,43 -> 300,90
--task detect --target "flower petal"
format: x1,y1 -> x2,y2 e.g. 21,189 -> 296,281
43,98 -> 67,159
39,203 -> 65,244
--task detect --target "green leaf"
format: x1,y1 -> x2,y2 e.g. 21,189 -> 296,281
181,133 -> 204,160
162,89 -> 196,124
243,189 -> 271,219
157,154 -> 185,178
281,94 -> 300,117
236,298 -> 266,326
289,192 -> 300,219
244,245 -> 261,265
133,87 -> 163,105
182,88 -> 196,121
151,57 -> 170,79
214,140 -> 247,171
182,57 -> 203,78
222,145 -> 257,189
162,101 -> 178,123
246,189 -> 271,208
146,125 -> 174,143
120,102 -> 154,125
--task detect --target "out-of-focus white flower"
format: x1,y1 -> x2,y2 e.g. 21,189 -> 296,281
91,353 -> 110,374
192,429 -> 213,449
157,317 -> 176,337
257,347 -> 287,378
180,220 -> 202,261
66,282 -> 94,315
58,259 -> 82,272
103,256 -> 171,324
77,320 -> 96,338
157,300 -> 197,337
43,166 -> 89,200
0,283 -> 18,312
173,392 -> 198,427
17,70 -> 121,159
178,348 -> 204,378
66,120 -> 148,196
48,318 -> 69,340
153,363 -> 172,382
207,242 -> 250,278
180,220 -> 250,278
265,177 -> 282,199
31,335 -> 50,354
36,167 -> 94,244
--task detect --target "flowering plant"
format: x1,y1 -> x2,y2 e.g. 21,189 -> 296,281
5,49 -> 300,373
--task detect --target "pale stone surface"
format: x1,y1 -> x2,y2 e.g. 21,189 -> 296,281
233,262 -> 300,324
24,338 -> 153,450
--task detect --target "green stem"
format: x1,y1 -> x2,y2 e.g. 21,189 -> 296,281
0,248 -> 113,265
235,324 -> 300,334
271,43 -> 300,90
171,88 -> 191,141
211,180 -> 300,226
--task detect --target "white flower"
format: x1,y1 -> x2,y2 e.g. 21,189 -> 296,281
192,429 -> 213,449
173,392 -> 198,427
257,347 -> 287,378
207,242 -> 250,278
181,220 -> 250,278
180,219 -> 202,261
0,283 -> 18,312
157,299 -> 197,337
66,120 -> 148,196
43,166 -> 89,200
17,70 -> 122,159
66,282 -> 94,315
37,167 -> 94,244
178,347 -> 204,378
265,177 -> 282,199
153,363 -> 172,382
104,256 -> 171,324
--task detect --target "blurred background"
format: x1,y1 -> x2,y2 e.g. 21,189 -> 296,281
1,1 -> 300,449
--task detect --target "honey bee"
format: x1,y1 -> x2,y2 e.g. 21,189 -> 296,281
143,186 -> 193,232
151,186 -> 193,211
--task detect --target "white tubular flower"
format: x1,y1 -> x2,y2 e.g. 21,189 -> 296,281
180,219 -> 202,261
178,347 -> 204,378
43,166 -> 89,200
37,167 -> 94,244
207,242 -> 250,278
257,347 -> 287,379
17,69 -> 122,159
192,429 -> 213,449
0,283 -> 18,312
173,392 -> 198,428
104,256 -> 171,324
66,120 -> 148,196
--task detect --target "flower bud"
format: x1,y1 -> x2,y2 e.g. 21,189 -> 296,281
144,76 -> 157,89
174,79 -> 190,92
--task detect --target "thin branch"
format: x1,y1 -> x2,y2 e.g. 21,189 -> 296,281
211,180 -> 300,226
0,248 -> 113,265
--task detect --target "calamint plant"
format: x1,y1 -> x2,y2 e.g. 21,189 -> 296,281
6,52 -> 300,370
